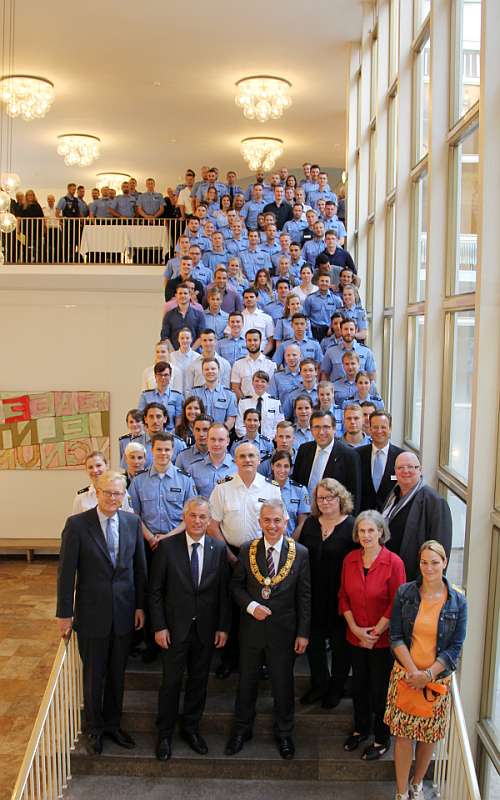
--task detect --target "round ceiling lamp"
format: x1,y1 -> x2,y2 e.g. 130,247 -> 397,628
0,172 -> 21,194
96,172 -> 131,193
235,75 -> 292,123
240,137 -> 284,172
57,134 -> 101,167
0,74 -> 55,121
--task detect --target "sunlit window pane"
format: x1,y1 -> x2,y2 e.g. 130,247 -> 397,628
410,172 -> 428,302
438,484 -> 466,588
382,316 -> 393,410
368,128 -> 377,215
389,0 -> 399,82
366,223 -> 375,314
405,314 -> 425,448
387,94 -> 398,194
445,311 -> 475,482
451,126 -> 480,295
454,0 -> 481,123
414,38 -> 430,162
414,0 -> 430,33
370,34 -> 378,120
385,202 -> 396,308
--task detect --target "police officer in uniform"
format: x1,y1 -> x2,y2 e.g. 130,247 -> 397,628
188,423 -> 237,498
230,408 -> 274,459
72,451 -> 133,515
269,450 -> 310,539
191,359 -> 238,431
135,178 -> 165,263
137,362 -> 183,431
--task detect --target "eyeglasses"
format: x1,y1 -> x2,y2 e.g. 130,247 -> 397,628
396,465 -> 421,472
317,495 -> 338,503
100,490 -> 125,499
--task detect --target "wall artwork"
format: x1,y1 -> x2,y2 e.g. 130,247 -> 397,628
0,391 -> 110,470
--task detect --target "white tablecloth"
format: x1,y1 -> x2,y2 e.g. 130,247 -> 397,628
79,224 -> 169,259
128,225 -> 169,252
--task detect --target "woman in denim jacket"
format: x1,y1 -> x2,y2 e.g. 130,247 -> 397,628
384,540 -> 467,800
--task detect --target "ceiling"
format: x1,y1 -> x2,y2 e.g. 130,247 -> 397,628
4,0 -> 362,197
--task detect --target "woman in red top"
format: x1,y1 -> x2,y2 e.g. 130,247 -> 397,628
339,509 -> 406,760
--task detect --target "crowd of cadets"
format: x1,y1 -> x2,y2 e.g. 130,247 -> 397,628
86,162 -> 387,533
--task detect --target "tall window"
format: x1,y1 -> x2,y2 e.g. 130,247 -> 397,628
405,314 -> 425,448
438,483 -> 467,588
410,172 -> 428,302
414,0 -> 430,33
414,37 -> 430,162
448,125 -> 480,295
452,0 -> 481,123
389,0 -> 399,83
441,311 -> 475,483
387,93 -> 398,194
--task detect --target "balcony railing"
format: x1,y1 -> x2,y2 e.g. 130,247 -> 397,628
0,217 -> 185,265
10,633 -> 83,800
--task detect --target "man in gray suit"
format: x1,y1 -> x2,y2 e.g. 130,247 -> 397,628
56,471 -> 147,755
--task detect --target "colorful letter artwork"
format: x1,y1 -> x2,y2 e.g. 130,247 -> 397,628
0,391 -> 110,470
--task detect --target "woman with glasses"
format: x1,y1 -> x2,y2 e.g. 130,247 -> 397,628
298,478 -> 355,708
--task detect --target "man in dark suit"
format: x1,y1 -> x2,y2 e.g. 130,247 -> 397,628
56,471 -> 147,755
149,497 -> 231,761
225,499 -> 311,760
357,411 -> 404,511
292,410 -> 362,512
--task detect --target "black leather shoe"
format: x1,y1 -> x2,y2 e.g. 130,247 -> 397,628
299,687 -> 324,706
180,729 -> 208,755
225,731 -> 252,756
215,662 -> 236,679
86,733 -> 103,755
156,737 -> 172,761
105,728 -> 136,749
322,687 -> 343,709
277,736 -> 295,759
259,663 -> 270,680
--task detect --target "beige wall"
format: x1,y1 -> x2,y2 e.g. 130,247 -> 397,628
0,266 -> 163,539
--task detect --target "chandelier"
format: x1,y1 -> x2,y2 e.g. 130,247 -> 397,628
235,75 -> 292,123
0,75 -> 55,121
57,134 -> 100,167
241,137 -> 284,172
96,172 -> 131,193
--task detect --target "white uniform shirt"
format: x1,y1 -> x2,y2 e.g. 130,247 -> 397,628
231,353 -> 277,397
235,393 -> 284,439
177,186 -> 195,216
241,309 -> 274,347
71,484 -> 133,516
209,472 -> 281,547
43,205 -> 60,229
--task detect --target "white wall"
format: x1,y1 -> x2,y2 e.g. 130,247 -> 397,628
0,266 -> 164,539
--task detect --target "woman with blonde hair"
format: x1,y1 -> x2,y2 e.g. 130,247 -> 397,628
385,540 -> 467,800
298,478 -> 356,708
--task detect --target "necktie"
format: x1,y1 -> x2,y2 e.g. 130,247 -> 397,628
372,449 -> 385,492
256,396 -> 263,431
229,186 -> 234,203
106,517 -> 117,567
191,542 -> 200,587
267,546 -> 275,578
308,447 -> 329,492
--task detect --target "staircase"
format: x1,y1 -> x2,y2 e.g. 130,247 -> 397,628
68,655 -> 413,798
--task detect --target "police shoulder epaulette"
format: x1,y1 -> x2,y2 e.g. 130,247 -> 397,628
77,485 -> 90,495
260,453 -> 271,462
289,478 -> 302,487
217,475 -> 234,484
261,434 -> 271,442
266,477 -> 280,486
119,433 -> 131,441
175,466 -> 190,477
243,395 -> 253,399
135,468 -> 148,477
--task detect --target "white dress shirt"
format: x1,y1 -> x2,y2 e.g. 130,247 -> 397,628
230,353 -> 277,397
235,392 -> 284,439
247,535 -> 284,615
209,472 -> 281,547
185,532 -> 205,584
241,308 -> 274,347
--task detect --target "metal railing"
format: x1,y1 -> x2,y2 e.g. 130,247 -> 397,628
0,217 -> 184,265
433,673 -> 482,799
10,632 -> 83,800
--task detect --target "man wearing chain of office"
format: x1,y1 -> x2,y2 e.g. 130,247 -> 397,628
225,498 -> 311,761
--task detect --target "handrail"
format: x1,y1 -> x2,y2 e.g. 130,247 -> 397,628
10,632 -> 83,800
433,673 -> 482,799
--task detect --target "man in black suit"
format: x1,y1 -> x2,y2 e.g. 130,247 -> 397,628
292,410 -> 362,512
56,471 -> 147,755
149,497 -> 231,761
225,499 -> 311,760
357,411 -> 404,511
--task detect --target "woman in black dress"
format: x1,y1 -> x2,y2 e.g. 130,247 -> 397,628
299,477 -> 356,708
19,189 -> 44,263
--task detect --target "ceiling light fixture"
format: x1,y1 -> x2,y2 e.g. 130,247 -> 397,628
57,134 -> 101,167
96,172 -> 131,192
240,137 -> 284,171
0,74 -> 55,121
235,75 -> 292,123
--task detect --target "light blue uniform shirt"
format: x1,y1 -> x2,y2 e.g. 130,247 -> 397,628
303,238 -> 326,265
175,445 -> 207,472
203,250 -> 229,271
244,181 -> 270,201
129,464 -> 196,532
273,337 -> 323,367
274,318 -> 312,343
340,306 -> 368,332
111,195 -> 136,218
137,192 -> 164,215
282,219 -> 307,244
240,249 -> 272,281
241,200 -> 265,230
308,189 -> 338,208
203,309 -> 229,339
192,263 -> 213,286
216,335 -> 248,365
293,426 -> 314,449
303,291 -> 343,327
78,199 -> 89,218
119,433 -> 186,470
193,181 -> 227,202
341,432 -> 372,448
342,392 -> 384,410
280,479 -> 310,536
264,300 -> 286,324
323,216 -> 347,238
189,453 -> 237,498
192,383 -> 238,423
320,341 -> 377,382
230,433 -> 274,458
259,240 -> 281,258
320,334 -> 341,354
89,198 -> 113,218
333,378 -> 357,406
282,386 -> 319,420
163,255 -> 181,279
257,448 -> 297,479
137,388 -> 184,429
268,368 -> 302,402
226,237 -> 248,257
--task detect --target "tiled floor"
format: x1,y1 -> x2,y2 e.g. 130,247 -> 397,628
0,558 -> 60,800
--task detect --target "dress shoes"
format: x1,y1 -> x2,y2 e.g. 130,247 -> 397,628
276,736 -> 295,760
321,687 -> 343,709
156,737 -> 172,761
299,687 -> 324,706
86,733 -> 103,755
179,729 -> 208,755
105,728 -> 136,749
224,731 -> 252,756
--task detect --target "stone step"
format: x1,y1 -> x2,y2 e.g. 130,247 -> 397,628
124,664 -> 312,693
71,731 -> 398,782
64,775 -> 406,800
121,689 -> 353,734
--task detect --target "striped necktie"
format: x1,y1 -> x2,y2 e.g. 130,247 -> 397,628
267,546 -> 276,578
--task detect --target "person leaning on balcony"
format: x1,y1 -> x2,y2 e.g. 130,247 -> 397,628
384,540 -> 467,800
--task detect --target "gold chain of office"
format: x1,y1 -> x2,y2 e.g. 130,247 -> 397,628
249,537 -> 296,599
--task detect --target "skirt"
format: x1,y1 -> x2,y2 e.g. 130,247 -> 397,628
384,661 -> 451,743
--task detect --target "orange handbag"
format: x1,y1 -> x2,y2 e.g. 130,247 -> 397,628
396,679 -> 448,718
